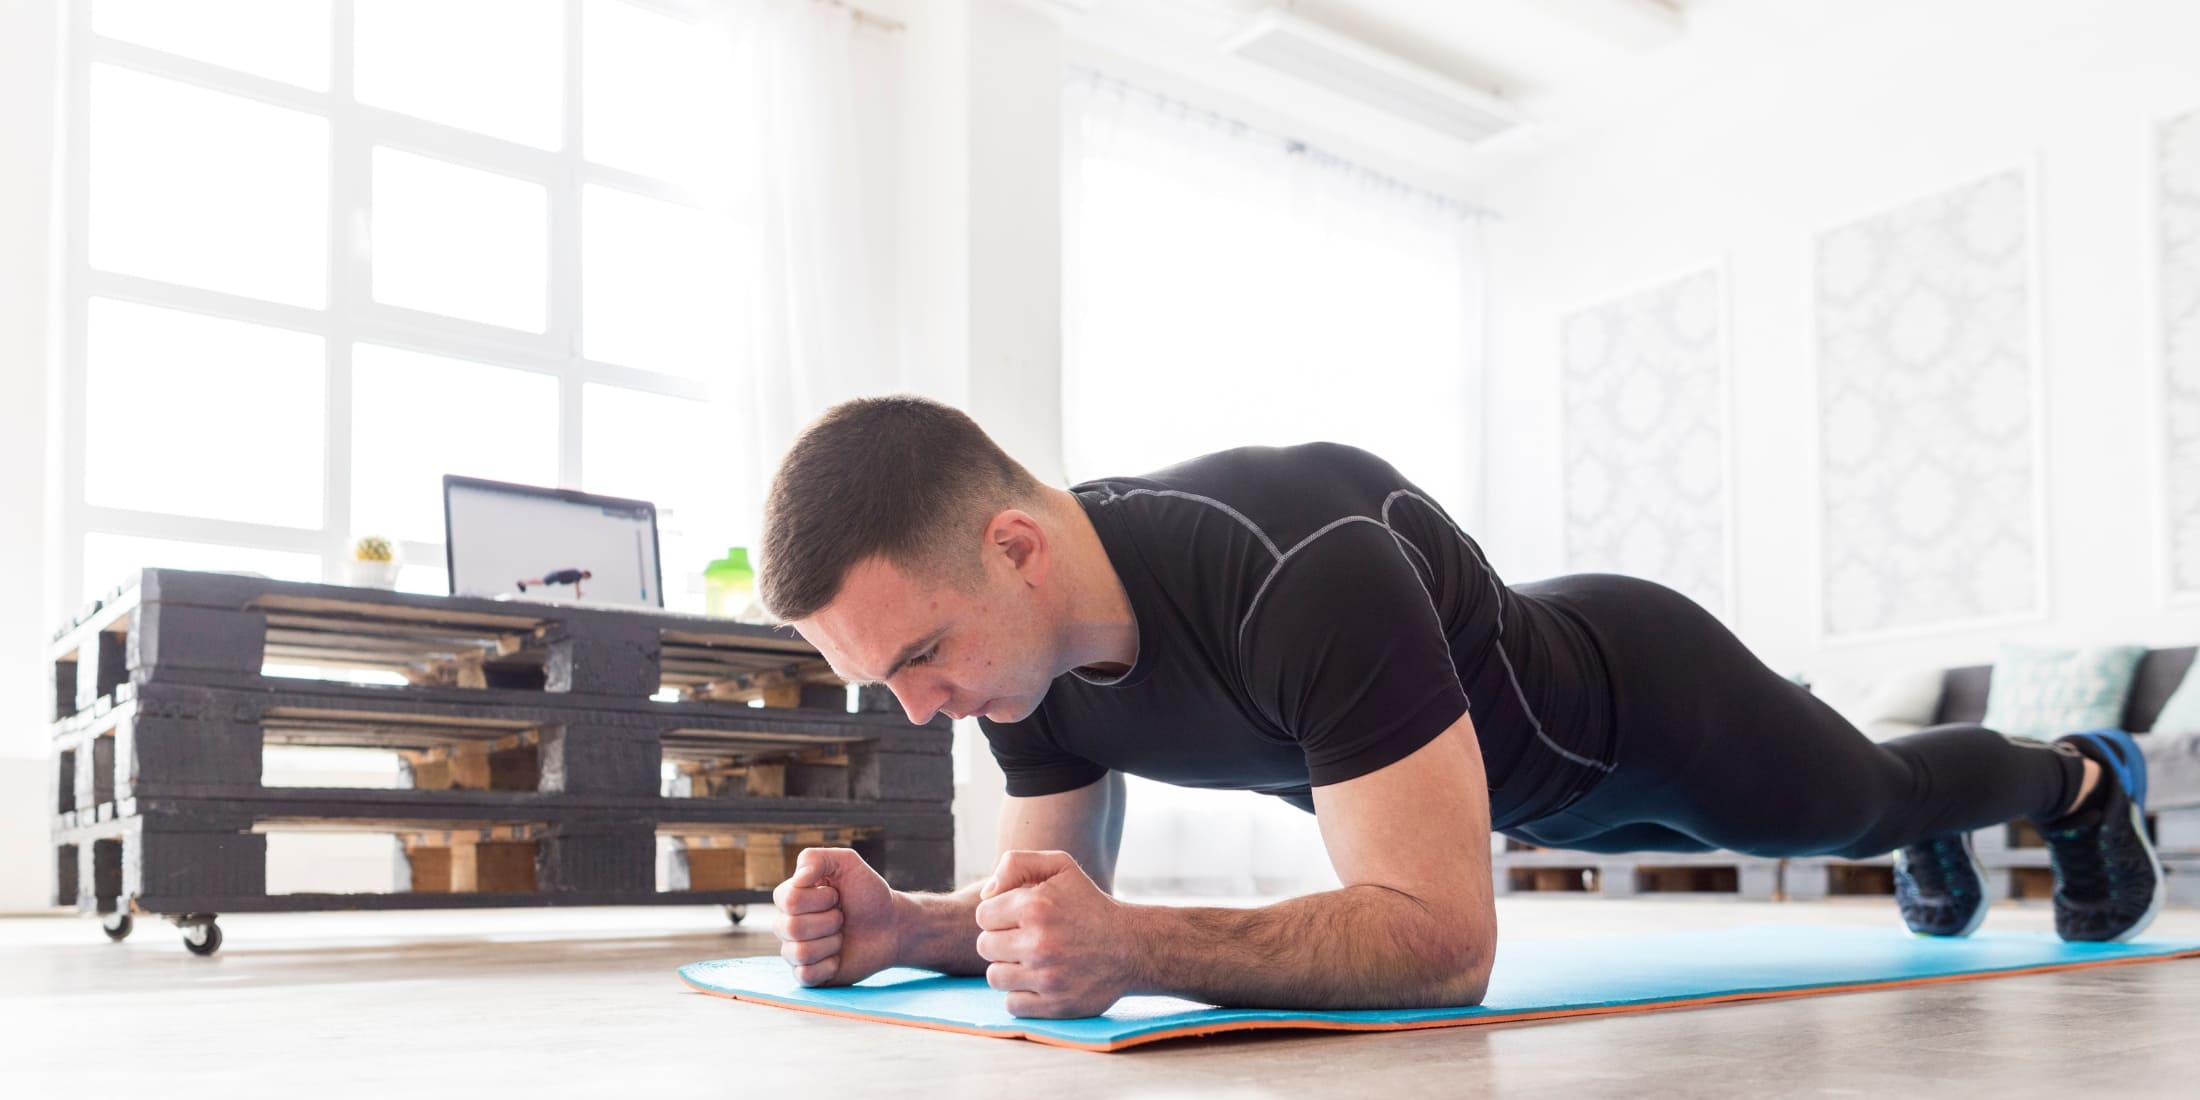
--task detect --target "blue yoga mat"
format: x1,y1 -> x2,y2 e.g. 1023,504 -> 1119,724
678,925 -> 2200,1051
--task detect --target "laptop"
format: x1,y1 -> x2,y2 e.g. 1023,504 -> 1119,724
442,475 -> 664,609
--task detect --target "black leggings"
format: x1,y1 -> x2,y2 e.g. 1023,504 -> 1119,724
1505,575 -> 2086,860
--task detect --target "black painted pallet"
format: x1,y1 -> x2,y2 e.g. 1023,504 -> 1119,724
47,569 -> 954,952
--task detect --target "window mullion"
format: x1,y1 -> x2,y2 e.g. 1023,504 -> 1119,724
81,507 -> 334,555
86,35 -> 333,118
557,0 -> 586,492
356,105 -> 565,185
83,271 -> 326,335
324,0 -> 363,577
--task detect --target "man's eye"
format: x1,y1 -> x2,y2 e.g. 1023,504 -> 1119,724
909,647 -> 937,666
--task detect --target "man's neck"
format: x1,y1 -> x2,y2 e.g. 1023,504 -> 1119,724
1041,486 -> 1139,676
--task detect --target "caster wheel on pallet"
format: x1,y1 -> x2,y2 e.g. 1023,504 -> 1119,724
723,905 -> 749,926
101,913 -> 133,943
181,919 -> 222,957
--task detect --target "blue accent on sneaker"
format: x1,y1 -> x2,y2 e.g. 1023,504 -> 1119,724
2043,729 -> 2164,944
1893,832 -> 1989,938
2064,728 -> 2146,807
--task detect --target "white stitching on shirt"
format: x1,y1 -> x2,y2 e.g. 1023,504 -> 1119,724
1103,488 -> 1282,560
1382,490 -> 1614,774
1121,478 -> 1613,777
1238,514 -> 1378,639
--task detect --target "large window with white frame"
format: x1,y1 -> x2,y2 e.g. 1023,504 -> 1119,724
63,0 -> 745,613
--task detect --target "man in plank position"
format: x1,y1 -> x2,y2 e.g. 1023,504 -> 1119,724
762,396 -> 2164,1019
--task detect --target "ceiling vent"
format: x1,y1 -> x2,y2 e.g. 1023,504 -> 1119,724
1218,8 -> 1525,145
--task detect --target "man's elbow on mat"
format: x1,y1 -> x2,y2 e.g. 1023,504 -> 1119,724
1422,939 -> 1494,1007
1385,915 -> 1493,1007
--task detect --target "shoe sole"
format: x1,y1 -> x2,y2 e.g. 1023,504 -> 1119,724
2109,793 -> 2166,944
1895,832 -> 1990,938
1950,831 -> 1990,938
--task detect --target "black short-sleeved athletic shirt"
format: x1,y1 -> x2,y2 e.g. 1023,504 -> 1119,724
978,443 -> 1619,829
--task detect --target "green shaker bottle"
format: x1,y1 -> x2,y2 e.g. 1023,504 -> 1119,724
704,547 -> 755,618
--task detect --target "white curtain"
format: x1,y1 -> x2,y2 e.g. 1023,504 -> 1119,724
1064,70 -> 1489,897
710,0 -> 895,538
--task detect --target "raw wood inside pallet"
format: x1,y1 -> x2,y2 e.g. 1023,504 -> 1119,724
1632,865 -> 1742,893
400,824 -> 547,894
1505,864 -> 1743,894
662,824 -> 882,891
2009,866 -> 2055,899
1507,867 -> 1593,892
269,639 -> 838,705
657,647 -> 842,706
257,819 -> 802,897
251,707 -> 871,797
52,582 -> 850,709
225,819 -> 562,896
253,595 -> 842,704
1821,863 -> 1897,895
662,729 -> 863,799
263,708 -> 548,791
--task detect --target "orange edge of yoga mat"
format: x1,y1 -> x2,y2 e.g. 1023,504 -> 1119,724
679,949 -> 2200,1053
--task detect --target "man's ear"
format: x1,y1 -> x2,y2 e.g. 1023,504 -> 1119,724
986,509 -> 1049,585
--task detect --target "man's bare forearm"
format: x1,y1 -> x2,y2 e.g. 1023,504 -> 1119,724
892,884 -> 990,975
1121,885 -> 1492,1009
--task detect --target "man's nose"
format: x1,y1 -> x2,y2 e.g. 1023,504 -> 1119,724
891,681 -> 947,725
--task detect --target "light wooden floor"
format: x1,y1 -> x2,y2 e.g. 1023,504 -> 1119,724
2,896 -> 2195,1097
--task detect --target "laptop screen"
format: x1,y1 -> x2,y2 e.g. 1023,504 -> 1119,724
442,476 -> 664,609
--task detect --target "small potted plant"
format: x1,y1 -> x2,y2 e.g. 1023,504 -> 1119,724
346,535 -> 402,589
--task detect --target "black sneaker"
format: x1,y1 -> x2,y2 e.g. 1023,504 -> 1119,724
1893,832 -> 1990,937
2039,729 -> 2165,943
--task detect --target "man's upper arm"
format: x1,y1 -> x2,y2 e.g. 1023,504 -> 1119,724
1309,710 -> 1496,968
996,770 -> 1125,892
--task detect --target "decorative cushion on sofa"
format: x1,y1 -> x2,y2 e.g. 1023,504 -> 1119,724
1980,644 -> 2148,740
1856,666 -> 1947,742
2151,663 -> 2200,735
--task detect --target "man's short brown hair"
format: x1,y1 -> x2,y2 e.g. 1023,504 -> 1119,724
760,395 -> 1043,622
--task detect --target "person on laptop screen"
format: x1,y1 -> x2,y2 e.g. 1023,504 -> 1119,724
443,476 -> 661,609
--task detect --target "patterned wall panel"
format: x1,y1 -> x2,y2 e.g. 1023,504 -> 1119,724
2162,110 -> 2200,599
1816,169 -> 2040,638
1561,268 -> 1729,618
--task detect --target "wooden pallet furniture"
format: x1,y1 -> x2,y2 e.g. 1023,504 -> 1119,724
1784,821 -> 2059,903
1489,838 -> 1782,900
49,568 -> 953,955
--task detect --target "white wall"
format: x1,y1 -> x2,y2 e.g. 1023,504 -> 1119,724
0,0 -> 62,912
888,0 -> 1065,484
1479,0 -> 2200,697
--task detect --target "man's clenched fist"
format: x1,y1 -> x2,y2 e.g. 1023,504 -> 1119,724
974,850 -> 1141,1018
772,847 -> 899,987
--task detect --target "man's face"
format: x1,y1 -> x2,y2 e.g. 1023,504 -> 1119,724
795,552 -> 1056,726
